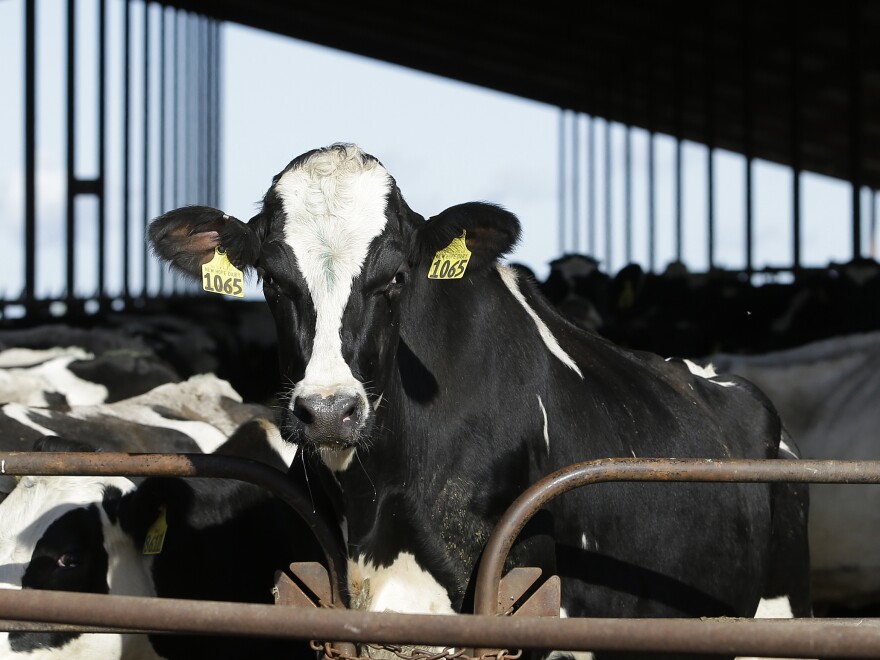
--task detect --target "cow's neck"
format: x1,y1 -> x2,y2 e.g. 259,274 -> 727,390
333,264 -> 559,610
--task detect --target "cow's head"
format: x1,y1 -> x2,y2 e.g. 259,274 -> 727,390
148,143 -> 519,469
0,438 -> 158,659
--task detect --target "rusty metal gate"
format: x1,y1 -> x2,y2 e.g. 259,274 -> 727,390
2,453 -> 880,658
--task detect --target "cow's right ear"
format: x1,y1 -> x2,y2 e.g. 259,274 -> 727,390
148,206 -> 266,279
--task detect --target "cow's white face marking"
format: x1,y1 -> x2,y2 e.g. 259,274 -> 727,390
275,147 -> 391,455
537,395 -> 549,454
348,552 -> 454,615
497,265 -> 583,378
0,476 -> 161,659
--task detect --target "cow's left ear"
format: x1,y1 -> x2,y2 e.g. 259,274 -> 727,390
148,205 -> 266,279
116,477 -> 194,549
415,202 -> 521,271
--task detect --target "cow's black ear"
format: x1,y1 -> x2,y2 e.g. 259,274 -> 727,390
33,436 -> 96,453
148,206 -> 266,279
415,202 -> 521,272
116,477 -> 194,547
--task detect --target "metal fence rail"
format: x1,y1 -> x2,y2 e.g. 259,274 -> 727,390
3,454 -> 880,657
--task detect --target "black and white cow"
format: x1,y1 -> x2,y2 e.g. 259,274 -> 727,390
0,326 -> 182,408
148,143 -> 812,656
0,429 -> 321,660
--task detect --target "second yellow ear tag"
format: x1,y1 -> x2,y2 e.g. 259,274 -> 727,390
202,248 -> 245,297
428,231 -> 471,280
143,506 -> 168,555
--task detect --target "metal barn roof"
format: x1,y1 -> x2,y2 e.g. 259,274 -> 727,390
162,1 -> 880,190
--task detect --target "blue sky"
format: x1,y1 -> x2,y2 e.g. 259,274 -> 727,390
0,1 -> 873,303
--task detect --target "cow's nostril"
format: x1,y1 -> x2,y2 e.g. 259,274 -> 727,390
341,404 -> 357,424
293,398 -> 315,425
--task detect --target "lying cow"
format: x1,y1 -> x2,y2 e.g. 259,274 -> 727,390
149,143 -> 812,658
0,431 -> 321,660
702,331 -> 880,613
0,325 -> 181,407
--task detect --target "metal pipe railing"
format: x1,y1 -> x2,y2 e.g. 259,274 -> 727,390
5,455 -> 880,657
1,589 -> 880,658
474,457 -> 880,618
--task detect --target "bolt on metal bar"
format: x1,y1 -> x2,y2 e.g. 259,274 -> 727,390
474,457 -> 880,620
0,452 -> 346,605
2,590 -> 880,658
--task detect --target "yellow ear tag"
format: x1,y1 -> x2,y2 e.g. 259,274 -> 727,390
142,506 -> 168,555
201,248 -> 245,297
428,231 -> 471,280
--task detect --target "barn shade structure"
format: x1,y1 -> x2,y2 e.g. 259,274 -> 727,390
163,0 -> 880,268
7,0 -> 879,320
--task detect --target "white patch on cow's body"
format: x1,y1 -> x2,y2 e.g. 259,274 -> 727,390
0,350 -> 108,406
680,358 -> 736,388
260,418 -> 298,468
778,437 -> 798,459
348,552 -> 454,615
497,265 -> 583,378
2,403 -> 55,436
754,595 -> 794,618
537,395 -> 549,453
83,405 -> 228,453
581,533 -> 588,549
275,146 -> 391,469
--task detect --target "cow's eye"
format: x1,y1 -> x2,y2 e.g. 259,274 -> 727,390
57,552 -> 80,569
390,271 -> 406,287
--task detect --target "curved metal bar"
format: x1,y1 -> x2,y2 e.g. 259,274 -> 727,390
473,457 -> 880,617
0,452 -> 346,605
2,589 -> 880,658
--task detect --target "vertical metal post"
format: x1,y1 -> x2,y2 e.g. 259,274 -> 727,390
572,114 -> 580,253
66,0 -> 76,301
158,6 -> 166,292
674,16 -> 684,264
143,0 -> 151,297
625,125 -> 632,264
790,0 -> 801,271
214,20 -> 222,208
849,0 -> 862,258
588,116 -> 596,256
98,0 -> 107,300
24,0 -> 37,307
743,0 -> 754,274
706,4 -> 716,270
604,117 -> 612,270
558,110 -> 567,254
123,0 -> 131,299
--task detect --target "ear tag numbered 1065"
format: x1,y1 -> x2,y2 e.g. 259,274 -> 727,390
202,247 -> 245,297
428,231 -> 471,280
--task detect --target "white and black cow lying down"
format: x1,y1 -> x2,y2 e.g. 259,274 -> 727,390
0,433 -> 323,660
0,325 -> 182,408
149,143 -> 812,658
701,331 -> 880,613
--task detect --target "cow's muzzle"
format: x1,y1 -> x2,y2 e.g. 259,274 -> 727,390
291,393 -> 363,447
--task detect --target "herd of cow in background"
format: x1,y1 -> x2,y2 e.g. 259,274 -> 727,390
0,161 -> 879,656
0,255 -> 878,658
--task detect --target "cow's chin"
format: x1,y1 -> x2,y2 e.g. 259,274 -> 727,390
279,409 -> 371,473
